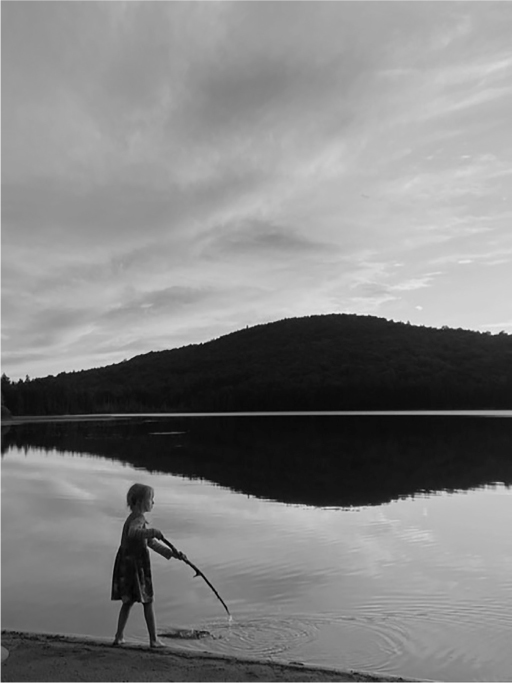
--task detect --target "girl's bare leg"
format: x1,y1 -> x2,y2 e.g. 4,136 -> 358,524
114,600 -> 134,645
143,602 -> 166,647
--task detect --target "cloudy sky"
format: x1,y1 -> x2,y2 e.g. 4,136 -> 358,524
2,2 -> 512,380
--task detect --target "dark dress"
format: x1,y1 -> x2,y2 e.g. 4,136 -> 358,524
111,512 -> 172,604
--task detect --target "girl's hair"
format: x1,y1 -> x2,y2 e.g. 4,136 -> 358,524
126,483 -> 154,512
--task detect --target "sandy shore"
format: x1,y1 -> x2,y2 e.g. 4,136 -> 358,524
1,631 -> 420,682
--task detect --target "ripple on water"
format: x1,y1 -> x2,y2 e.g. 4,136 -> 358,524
167,612 -> 407,672
170,598 -> 512,680
171,614 -> 320,660
326,597 -> 512,679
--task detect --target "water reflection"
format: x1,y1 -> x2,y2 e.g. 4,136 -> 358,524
2,423 -> 512,682
2,415 -> 511,506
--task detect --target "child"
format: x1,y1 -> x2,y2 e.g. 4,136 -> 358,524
111,483 -> 183,648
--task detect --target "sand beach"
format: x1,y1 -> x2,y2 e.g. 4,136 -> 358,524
0,630 -> 419,682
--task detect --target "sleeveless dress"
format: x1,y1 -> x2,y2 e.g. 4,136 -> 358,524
111,512 -> 172,604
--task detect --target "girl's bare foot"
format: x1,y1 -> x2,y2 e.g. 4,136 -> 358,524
112,637 -> 125,647
150,638 -> 167,648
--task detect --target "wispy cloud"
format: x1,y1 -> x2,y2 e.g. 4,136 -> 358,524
2,2 -> 511,378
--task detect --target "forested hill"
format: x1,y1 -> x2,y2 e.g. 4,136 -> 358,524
2,314 -> 512,415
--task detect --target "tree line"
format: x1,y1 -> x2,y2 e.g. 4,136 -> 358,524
2,314 -> 512,416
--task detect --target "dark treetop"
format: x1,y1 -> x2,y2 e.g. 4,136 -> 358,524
2,314 -> 512,415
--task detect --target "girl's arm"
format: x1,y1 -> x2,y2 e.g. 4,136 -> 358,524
127,515 -> 162,542
147,538 -> 174,559
127,515 -> 177,559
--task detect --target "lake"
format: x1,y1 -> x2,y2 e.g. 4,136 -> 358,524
2,412 -> 512,681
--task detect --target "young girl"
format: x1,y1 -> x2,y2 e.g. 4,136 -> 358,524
111,483 -> 183,648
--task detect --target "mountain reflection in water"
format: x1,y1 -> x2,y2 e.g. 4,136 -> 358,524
2,415 -> 511,507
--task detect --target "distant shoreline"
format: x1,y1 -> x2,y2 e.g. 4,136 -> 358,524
0,630 -> 423,682
3,409 -> 512,426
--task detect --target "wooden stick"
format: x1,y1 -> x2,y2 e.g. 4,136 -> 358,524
162,537 -> 231,617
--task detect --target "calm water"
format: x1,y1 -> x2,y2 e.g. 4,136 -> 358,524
2,413 -> 512,681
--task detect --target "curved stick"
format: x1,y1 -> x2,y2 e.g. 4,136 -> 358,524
162,537 -> 231,617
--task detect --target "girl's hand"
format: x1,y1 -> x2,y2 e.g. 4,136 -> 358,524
175,551 -> 187,561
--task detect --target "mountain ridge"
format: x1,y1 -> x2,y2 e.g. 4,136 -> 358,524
2,313 -> 512,414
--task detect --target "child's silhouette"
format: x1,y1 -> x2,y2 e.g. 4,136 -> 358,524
111,483 -> 183,647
